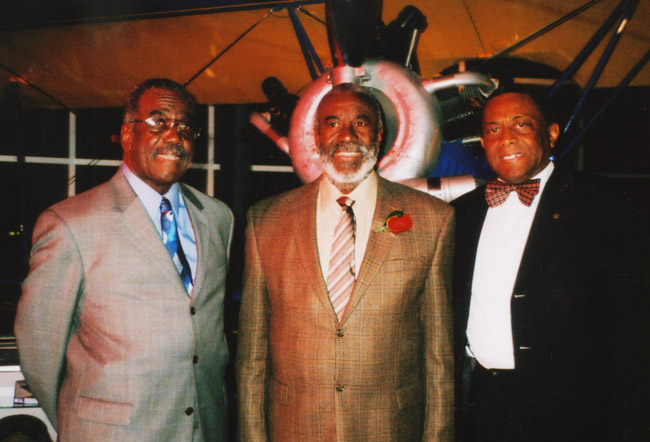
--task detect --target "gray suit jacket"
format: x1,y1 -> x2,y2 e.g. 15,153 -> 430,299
15,169 -> 233,441
237,175 -> 455,441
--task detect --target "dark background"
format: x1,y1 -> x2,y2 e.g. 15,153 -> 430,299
1,85 -> 649,336
0,82 -> 648,442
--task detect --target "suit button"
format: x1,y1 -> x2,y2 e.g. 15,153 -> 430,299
336,384 -> 345,392
193,355 -> 199,364
185,407 -> 194,416
336,329 -> 345,337
190,307 -> 196,315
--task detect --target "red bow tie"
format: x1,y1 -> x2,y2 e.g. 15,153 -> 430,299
485,179 -> 541,208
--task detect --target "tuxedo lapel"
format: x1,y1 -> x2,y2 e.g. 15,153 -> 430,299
452,186 -> 489,330
515,167 -> 568,290
340,178 -> 399,324
460,191 -> 488,286
292,180 -> 338,321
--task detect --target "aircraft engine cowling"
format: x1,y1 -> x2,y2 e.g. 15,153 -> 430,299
287,59 -> 442,183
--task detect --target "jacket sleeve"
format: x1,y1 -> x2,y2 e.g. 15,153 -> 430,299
236,208 -> 271,441
422,207 -> 455,441
14,209 -> 84,427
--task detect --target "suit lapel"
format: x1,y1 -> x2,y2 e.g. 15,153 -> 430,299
181,185 -> 208,301
340,177 -> 400,324
292,179 -> 338,321
111,171 -> 191,293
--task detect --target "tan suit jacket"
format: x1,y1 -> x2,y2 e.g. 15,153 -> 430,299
237,175 -> 454,441
15,170 -> 233,441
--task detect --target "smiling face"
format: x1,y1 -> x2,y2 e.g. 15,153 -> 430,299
121,88 -> 194,194
481,92 -> 559,184
315,88 -> 382,193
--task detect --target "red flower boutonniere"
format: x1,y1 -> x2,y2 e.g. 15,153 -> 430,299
374,210 -> 413,235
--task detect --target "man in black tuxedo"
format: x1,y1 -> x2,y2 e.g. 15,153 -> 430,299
452,90 -> 648,441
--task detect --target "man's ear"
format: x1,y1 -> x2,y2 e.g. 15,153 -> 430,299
480,136 -> 485,149
121,124 -> 132,152
548,122 -> 560,148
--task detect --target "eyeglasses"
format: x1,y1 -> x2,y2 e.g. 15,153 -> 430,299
129,116 -> 201,140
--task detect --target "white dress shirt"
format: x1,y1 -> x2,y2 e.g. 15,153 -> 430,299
316,171 -> 378,280
467,162 -> 554,369
121,164 -> 198,287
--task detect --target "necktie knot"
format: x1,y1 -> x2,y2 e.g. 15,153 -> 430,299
160,196 -> 172,214
485,179 -> 541,208
160,197 -> 175,245
336,196 -> 354,210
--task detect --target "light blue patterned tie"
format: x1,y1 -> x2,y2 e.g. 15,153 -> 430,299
160,197 -> 193,294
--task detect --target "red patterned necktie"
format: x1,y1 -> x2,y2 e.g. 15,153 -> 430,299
327,196 -> 355,320
485,179 -> 541,208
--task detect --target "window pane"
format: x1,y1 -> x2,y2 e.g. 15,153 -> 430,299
192,106 -> 209,164
20,110 -> 69,157
181,167 -> 208,194
75,165 -> 120,195
0,163 -> 68,336
76,107 -> 123,160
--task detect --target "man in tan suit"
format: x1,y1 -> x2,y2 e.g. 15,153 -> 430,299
237,83 -> 454,441
15,78 -> 233,441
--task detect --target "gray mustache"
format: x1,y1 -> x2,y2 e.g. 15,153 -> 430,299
333,142 -> 371,154
156,143 -> 187,159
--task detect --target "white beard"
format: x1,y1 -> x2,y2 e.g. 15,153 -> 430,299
320,141 -> 378,190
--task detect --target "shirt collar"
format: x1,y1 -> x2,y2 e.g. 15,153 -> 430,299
534,161 -> 554,194
121,163 -> 182,221
319,171 -> 378,212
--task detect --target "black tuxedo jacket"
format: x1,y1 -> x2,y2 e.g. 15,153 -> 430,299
452,165 -> 649,440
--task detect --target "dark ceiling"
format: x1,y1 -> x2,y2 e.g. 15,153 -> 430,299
0,0 -> 289,29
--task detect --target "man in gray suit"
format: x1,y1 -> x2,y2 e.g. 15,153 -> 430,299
15,78 -> 233,441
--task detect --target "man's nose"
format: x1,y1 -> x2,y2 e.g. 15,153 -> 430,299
338,124 -> 358,143
500,127 -> 516,145
162,123 -> 182,143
